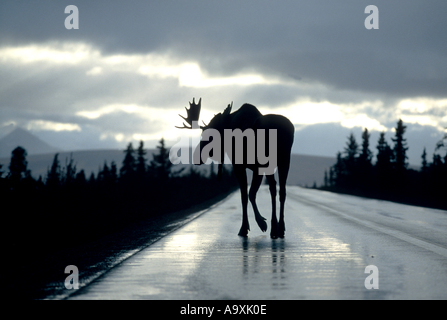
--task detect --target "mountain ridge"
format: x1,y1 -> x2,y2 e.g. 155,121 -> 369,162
0,127 -> 60,158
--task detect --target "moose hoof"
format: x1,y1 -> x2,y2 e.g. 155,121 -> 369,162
278,222 -> 285,238
238,230 -> 249,237
256,217 -> 268,233
238,225 -> 249,237
270,227 -> 278,239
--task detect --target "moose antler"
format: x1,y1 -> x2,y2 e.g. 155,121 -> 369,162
175,97 -> 202,129
223,101 -> 233,116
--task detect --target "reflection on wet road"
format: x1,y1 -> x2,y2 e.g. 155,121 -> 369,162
70,186 -> 447,299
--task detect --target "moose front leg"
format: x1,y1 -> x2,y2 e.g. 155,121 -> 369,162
238,194 -> 250,237
249,173 -> 267,232
234,166 -> 250,237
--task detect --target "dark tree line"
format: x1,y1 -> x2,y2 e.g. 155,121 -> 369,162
0,138 -> 237,255
322,119 -> 447,210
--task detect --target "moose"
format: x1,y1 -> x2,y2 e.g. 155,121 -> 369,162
176,98 -> 294,238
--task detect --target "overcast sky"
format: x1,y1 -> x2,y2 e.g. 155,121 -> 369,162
0,0 -> 446,165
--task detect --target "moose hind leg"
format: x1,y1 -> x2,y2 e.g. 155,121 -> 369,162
249,173 -> 267,232
278,191 -> 286,238
277,161 -> 290,238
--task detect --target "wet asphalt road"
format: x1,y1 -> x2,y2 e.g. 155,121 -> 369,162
68,186 -> 447,299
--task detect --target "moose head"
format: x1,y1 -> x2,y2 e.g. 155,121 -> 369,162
176,98 -> 232,178
175,97 -> 232,131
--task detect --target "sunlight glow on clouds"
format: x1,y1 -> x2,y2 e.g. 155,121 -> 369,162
0,42 -> 98,64
26,120 -> 81,132
77,103 -> 207,143
86,66 -> 103,76
76,101 -> 219,145
177,63 -> 276,88
341,114 -> 387,132
396,98 -> 447,131
277,101 -> 344,125
265,97 -> 446,133
260,99 -> 388,132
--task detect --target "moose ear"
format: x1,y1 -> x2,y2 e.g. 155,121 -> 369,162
223,101 -> 233,116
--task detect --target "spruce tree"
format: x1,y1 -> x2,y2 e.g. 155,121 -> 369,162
332,151 -> 345,187
344,133 -> 358,167
392,119 -> 409,173
75,170 -> 87,187
88,172 -> 96,185
421,147 -> 428,174
358,128 -> 373,167
136,140 -> 147,177
63,153 -> 76,186
376,132 -> 393,169
343,132 -> 358,187
98,161 -> 110,183
435,127 -> 447,186
435,127 -> 447,152
324,170 -> 329,188
110,161 -> 118,184
120,142 -> 136,179
419,147 -> 430,193
0,163 -> 4,192
375,132 -> 393,189
329,167 -> 335,187
46,153 -> 61,188
150,138 -> 172,181
9,146 -> 28,183
358,128 -> 373,189
430,153 -> 444,193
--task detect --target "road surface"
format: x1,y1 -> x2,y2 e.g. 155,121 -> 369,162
68,186 -> 447,300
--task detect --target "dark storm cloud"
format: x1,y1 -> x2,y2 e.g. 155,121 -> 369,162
2,0 -> 446,100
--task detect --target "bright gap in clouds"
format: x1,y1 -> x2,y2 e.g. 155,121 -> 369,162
263,98 -> 446,134
396,98 -> 447,131
27,120 -> 81,132
76,103 -> 213,144
0,42 -> 98,64
177,63 -> 280,88
259,100 -> 388,132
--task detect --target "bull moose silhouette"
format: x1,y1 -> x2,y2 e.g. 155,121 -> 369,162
176,98 -> 294,238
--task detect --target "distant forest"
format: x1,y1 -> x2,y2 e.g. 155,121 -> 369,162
321,119 -> 447,210
0,138 -> 237,255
